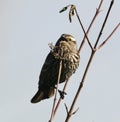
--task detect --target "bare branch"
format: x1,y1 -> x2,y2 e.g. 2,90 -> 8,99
49,60 -> 62,122
65,1 -> 116,122
64,103 -> 69,114
65,103 -> 79,117
72,107 -> 79,115
65,51 -> 95,122
79,0 -> 104,53
94,0 -> 114,48
96,23 -> 120,50
74,6 -> 94,51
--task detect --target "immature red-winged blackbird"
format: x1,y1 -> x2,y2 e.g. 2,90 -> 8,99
31,34 -> 80,103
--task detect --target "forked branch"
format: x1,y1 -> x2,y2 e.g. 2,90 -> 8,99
96,23 -> 120,50
65,0 -> 119,122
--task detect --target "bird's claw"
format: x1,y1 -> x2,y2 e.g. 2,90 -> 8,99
58,90 -> 67,99
54,86 -> 67,99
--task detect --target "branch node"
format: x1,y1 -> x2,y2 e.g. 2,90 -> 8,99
72,107 -> 79,115
64,103 -> 69,114
69,5 -> 75,23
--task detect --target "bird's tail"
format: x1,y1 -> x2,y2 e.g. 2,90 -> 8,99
31,87 -> 54,103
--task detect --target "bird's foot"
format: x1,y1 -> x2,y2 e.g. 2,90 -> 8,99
54,86 -> 67,99
58,90 -> 67,99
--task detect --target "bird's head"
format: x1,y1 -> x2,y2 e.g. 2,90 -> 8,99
55,34 -> 78,52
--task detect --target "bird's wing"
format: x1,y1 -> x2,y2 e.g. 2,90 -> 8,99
38,52 -> 60,88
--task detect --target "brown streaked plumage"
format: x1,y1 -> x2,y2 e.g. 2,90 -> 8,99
31,34 -> 80,103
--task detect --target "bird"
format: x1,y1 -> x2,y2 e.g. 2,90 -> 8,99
31,34 -> 80,103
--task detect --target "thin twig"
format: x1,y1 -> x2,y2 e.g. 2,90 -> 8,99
78,0 -> 104,53
64,103 -> 69,114
65,51 -> 95,122
72,107 -> 79,115
94,0 -> 114,48
74,6 -> 94,51
49,60 -> 62,122
96,23 -> 120,50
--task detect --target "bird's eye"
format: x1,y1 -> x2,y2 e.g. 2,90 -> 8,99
69,38 -> 76,43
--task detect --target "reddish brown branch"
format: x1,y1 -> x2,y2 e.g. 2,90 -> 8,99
65,51 -> 95,122
78,0 -> 104,53
94,0 -> 114,48
74,7 -> 94,51
96,23 -> 120,50
65,0 -> 115,122
49,60 -> 62,122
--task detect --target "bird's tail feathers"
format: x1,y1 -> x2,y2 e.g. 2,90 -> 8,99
31,87 -> 54,103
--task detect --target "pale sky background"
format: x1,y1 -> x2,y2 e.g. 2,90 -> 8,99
0,0 -> 120,122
